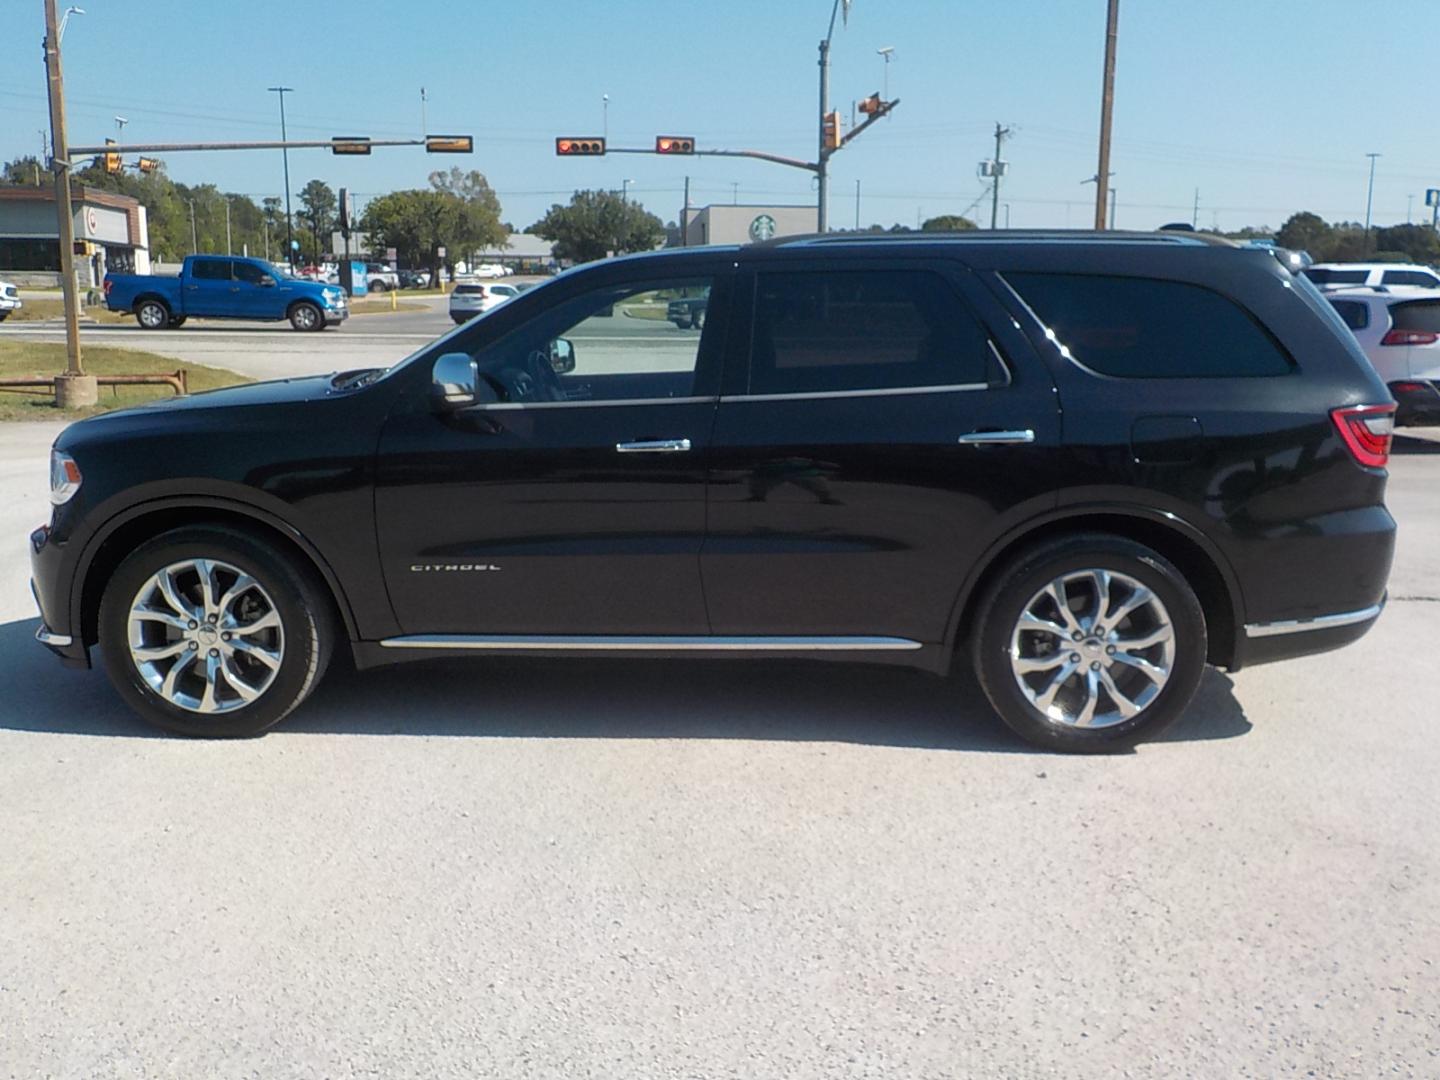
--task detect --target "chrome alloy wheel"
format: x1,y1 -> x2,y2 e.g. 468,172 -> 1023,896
137,302 -> 167,328
1009,568 -> 1175,729
126,559 -> 285,714
292,304 -> 318,329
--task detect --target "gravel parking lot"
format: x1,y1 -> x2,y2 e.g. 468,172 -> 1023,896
1,421 -> 1437,1078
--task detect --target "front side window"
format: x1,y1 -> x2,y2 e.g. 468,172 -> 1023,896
233,261 -> 270,285
748,270 -> 991,395
473,277 -> 713,404
190,259 -> 231,281
1006,272 -> 1293,378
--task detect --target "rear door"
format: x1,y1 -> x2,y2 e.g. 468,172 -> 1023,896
701,257 -> 1062,643
184,257 -> 234,317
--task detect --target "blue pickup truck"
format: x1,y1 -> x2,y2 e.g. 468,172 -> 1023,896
104,255 -> 348,331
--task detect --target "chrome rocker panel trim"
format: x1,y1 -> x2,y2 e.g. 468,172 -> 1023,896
379,634 -> 923,652
1243,601 -> 1384,639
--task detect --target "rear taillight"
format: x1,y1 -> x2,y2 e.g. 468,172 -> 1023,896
1379,329 -> 1438,346
1330,404 -> 1396,468
1391,381 -> 1429,393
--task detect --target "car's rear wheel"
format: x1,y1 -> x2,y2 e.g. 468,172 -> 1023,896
289,301 -> 323,331
98,526 -> 335,737
136,299 -> 169,329
972,534 -> 1207,752
369,280 -> 387,292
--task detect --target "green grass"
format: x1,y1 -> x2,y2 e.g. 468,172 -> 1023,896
6,298 -> 133,323
346,298 -> 426,315
0,342 -> 251,422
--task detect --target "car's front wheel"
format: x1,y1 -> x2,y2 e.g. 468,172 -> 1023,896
97,526 -> 334,737
972,534 -> 1207,752
288,302 -> 323,331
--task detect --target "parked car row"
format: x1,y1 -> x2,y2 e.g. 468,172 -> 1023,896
0,278 -> 21,320
1327,287 -> 1440,425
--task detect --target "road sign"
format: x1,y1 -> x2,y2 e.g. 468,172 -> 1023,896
437,246 -> 446,258
749,214 -> 777,242
1427,189 -> 1440,208
332,136 -> 372,155
386,247 -> 397,262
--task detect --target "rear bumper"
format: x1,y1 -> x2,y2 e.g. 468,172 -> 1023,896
1232,598 -> 1384,669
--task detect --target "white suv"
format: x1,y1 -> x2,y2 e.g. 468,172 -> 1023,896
1304,262 -> 1440,290
1326,286 -> 1440,425
0,279 -> 21,321
448,281 -> 519,324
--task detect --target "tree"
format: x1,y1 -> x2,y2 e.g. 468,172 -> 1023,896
295,179 -> 337,262
359,189 -> 454,280
921,214 -> 978,231
2,155 -> 46,187
428,167 -> 506,266
1275,212 -> 1332,258
529,190 -> 665,264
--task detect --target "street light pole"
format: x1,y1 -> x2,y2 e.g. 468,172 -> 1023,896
1364,151 -> 1381,253
268,86 -> 294,268
817,0 -> 849,233
42,0 -> 93,405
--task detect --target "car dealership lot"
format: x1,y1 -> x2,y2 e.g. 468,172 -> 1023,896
1,422 -> 1437,1076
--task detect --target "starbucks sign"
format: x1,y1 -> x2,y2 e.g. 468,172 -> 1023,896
748,214 -> 777,242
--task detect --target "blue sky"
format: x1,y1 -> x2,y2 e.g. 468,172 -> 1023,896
2,0 -> 1435,233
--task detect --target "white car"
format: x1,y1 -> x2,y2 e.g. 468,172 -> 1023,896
471,263 -> 508,279
1304,262 -> 1440,291
0,279 -> 21,320
1326,286 -> 1440,425
448,281 -> 519,323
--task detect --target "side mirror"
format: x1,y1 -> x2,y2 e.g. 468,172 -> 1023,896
431,352 -> 493,410
549,337 -> 576,374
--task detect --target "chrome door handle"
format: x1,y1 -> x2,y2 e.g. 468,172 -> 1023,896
616,438 -> 692,453
958,429 -> 1035,445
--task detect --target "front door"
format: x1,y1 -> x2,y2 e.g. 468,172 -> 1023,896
702,260 -> 1062,644
231,259 -> 279,318
376,267 -> 731,636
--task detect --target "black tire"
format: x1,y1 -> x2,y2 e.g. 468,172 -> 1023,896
168,316 -> 187,328
672,318 -> 691,330
369,280 -> 387,292
452,315 -> 467,325
0,311 -> 9,322
289,301 -> 323,332
971,533 -> 1207,753
693,309 -> 706,330
135,298 -> 170,330
97,526 -> 335,737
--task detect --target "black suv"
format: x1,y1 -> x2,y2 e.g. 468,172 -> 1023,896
30,233 -> 1397,751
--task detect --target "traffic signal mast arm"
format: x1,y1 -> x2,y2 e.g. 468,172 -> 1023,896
835,96 -> 899,154
65,136 -> 471,157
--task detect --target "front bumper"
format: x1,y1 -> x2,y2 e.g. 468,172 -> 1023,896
0,298 -> 20,313
323,306 -> 348,326
1388,380 -> 1440,426
30,525 -> 90,668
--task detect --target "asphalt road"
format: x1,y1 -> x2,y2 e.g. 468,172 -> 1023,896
1,423 -> 1437,1077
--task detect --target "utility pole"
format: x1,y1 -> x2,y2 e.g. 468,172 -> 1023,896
224,197 -> 232,255
1407,193 -> 1414,224
42,0 -> 93,405
1094,0 -> 1120,229
1192,187 -> 1199,228
268,86 -> 294,269
990,122 -> 1012,229
681,175 -> 689,247
1364,151 -> 1381,253
733,181 -> 739,206
189,200 -> 198,253
855,179 -> 861,229
1109,188 -> 1118,230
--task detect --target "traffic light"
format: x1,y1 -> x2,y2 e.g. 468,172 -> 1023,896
555,137 -> 605,156
332,136 -> 372,156
655,136 -> 695,155
425,134 -> 474,154
822,111 -> 841,151
103,138 -> 121,175
136,157 -> 159,173
858,94 -> 883,116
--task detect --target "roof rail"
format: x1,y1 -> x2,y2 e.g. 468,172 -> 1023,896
751,229 -> 1235,249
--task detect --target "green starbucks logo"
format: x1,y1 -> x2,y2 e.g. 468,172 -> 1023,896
749,214 -> 777,241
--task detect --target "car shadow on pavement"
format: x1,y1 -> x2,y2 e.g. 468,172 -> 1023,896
1392,433 -> 1440,455
0,617 -> 1252,753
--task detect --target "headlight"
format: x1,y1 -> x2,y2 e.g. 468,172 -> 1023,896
49,449 -> 82,505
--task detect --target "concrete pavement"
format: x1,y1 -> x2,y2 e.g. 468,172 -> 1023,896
0,424 -> 1437,1077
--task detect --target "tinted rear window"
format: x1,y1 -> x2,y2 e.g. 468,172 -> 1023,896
1303,268 -> 1368,286
1390,300 -> 1440,333
1006,272 -> 1293,378
190,259 -> 231,281
1380,270 -> 1439,288
453,284 -> 485,295
1328,299 -> 1370,331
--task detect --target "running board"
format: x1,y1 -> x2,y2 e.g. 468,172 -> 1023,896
378,634 -> 923,652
